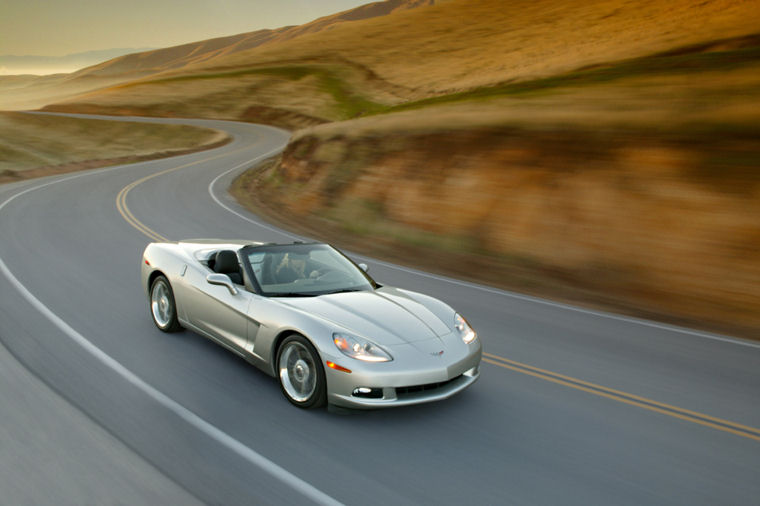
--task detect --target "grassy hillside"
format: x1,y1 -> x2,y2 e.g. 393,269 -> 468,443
229,37 -> 760,337
0,112 -> 226,183
42,0 -> 760,126
14,0 -> 760,336
72,0 -> 433,79
0,0 -> 432,111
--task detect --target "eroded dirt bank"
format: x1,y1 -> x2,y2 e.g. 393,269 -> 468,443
232,126 -> 760,338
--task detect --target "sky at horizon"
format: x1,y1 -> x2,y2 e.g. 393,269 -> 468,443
2,0 -> 370,57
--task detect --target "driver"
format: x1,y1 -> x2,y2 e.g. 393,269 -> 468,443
276,252 -> 319,283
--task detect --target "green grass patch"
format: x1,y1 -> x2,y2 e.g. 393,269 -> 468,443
132,64 -> 388,120
314,70 -> 387,118
137,66 -> 314,84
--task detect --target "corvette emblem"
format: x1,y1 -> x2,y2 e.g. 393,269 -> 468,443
431,350 -> 444,356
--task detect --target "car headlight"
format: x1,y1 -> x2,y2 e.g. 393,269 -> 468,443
455,313 -> 477,344
333,333 -> 392,362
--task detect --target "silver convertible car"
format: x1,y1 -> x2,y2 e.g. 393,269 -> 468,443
141,240 -> 481,409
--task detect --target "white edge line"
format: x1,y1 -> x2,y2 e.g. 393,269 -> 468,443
208,149 -> 760,350
346,257 -> 760,349
0,160 -> 343,506
37,112 -> 744,351
207,146 -> 302,241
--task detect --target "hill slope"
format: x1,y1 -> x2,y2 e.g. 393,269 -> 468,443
0,0 -> 433,110
12,0 -> 760,336
74,0 -> 433,78
39,0 -> 760,132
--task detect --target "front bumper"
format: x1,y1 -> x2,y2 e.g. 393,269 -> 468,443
325,340 -> 482,409
328,365 -> 480,408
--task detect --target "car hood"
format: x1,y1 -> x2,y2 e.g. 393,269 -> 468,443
276,287 -> 453,346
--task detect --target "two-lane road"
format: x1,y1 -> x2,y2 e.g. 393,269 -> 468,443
1,113 -> 758,505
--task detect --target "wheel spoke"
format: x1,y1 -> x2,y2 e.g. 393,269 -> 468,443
279,341 -> 317,403
151,281 -> 172,328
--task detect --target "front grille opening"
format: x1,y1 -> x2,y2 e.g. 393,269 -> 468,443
395,375 -> 462,397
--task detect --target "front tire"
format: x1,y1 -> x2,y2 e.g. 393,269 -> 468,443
277,335 -> 326,409
150,275 -> 182,332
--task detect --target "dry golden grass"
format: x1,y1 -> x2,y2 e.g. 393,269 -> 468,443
226,31 -> 760,337
0,112 -> 225,177
71,0 -> 433,80
0,73 -> 135,111
290,59 -> 760,136
236,120 -> 760,337
0,0 -> 432,112
14,0 -> 760,336
41,0 -> 760,127
187,0 -> 760,93
47,64 -> 387,126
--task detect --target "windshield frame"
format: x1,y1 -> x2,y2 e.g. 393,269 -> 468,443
239,242 -> 377,297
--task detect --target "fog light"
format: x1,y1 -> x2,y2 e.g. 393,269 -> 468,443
351,387 -> 383,398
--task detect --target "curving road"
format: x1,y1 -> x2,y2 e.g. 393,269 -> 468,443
1,113 -> 759,505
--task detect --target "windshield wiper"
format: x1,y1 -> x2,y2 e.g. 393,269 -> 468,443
269,292 -> 318,297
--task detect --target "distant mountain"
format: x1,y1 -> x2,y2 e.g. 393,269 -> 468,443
0,48 -> 154,75
0,0 -> 434,109
72,0 -> 434,78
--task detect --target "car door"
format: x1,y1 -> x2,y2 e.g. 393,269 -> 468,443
182,265 -> 252,352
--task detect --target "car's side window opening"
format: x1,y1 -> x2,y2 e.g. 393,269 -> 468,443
200,249 -> 244,286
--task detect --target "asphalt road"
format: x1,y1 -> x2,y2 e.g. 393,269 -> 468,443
1,113 -> 758,505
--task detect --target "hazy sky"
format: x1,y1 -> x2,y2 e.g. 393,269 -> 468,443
1,0 -> 370,56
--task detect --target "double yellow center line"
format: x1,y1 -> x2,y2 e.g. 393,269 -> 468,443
116,144 -> 252,243
114,146 -> 760,443
484,352 -> 760,442
116,172 -> 169,242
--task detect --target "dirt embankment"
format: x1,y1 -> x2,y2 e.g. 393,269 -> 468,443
233,126 -> 760,338
13,0 -> 760,338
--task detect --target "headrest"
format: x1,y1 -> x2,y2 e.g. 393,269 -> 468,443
214,250 -> 239,274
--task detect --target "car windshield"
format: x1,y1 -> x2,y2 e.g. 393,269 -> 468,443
242,243 -> 376,297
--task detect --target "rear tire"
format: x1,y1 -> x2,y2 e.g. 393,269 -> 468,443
277,335 -> 326,409
150,275 -> 182,332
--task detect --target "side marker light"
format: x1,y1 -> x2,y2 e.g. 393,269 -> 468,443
326,361 -> 352,373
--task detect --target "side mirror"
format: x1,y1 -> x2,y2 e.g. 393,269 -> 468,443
358,263 -> 369,273
207,273 -> 238,295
